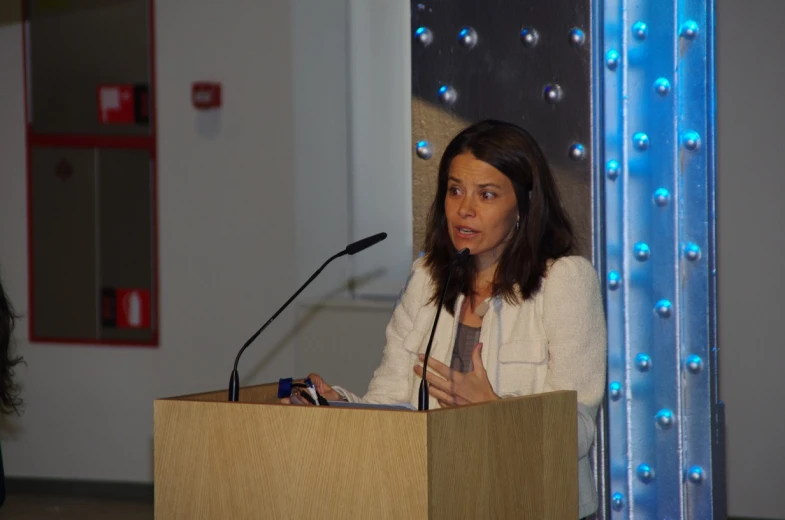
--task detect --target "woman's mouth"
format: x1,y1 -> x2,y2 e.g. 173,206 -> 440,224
455,226 -> 480,238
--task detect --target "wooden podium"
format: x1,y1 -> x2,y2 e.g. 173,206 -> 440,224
154,384 -> 578,519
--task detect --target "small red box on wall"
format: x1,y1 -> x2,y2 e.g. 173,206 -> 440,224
192,82 -> 221,109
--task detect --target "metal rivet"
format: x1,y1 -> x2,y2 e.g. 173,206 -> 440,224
683,131 -> 701,151
685,242 -> 702,261
415,140 -> 433,160
653,188 -> 671,207
637,463 -> 655,483
606,160 -> 620,181
520,27 -> 539,48
414,26 -> 433,47
632,21 -> 648,41
680,20 -> 699,40
633,132 -> 650,150
635,353 -> 652,372
656,409 -> 675,429
569,28 -> 586,46
686,354 -> 703,374
634,242 -> 650,261
655,299 -> 673,318
457,26 -> 478,49
611,492 -> 624,511
654,78 -> 671,96
606,49 -> 620,70
608,271 -> 621,291
569,143 -> 586,161
543,84 -> 563,104
687,466 -> 705,483
609,381 -> 622,401
438,85 -> 458,105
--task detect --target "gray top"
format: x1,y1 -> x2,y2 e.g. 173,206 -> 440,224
450,322 -> 482,373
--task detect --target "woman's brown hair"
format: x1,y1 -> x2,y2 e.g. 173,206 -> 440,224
423,120 -> 575,312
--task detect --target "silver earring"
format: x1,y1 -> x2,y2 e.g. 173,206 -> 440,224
515,218 -> 520,231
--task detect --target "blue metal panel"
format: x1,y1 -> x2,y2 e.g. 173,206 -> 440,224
600,0 -> 720,518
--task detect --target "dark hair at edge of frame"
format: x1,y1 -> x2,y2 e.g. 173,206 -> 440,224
422,119 -> 575,313
1,276 -> 24,415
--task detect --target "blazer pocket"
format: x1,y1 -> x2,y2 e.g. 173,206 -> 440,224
498,338 -> 548,365
496,338 -> 548,395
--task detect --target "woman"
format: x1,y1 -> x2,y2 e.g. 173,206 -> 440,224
0,275 -> 24,507
301,120 -> 606,518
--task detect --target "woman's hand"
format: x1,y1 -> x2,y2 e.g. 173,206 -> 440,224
413,342 -> 499,407
280,373 -> 343,405
306,373 -> 342,401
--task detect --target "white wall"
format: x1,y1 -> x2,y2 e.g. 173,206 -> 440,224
291,0 -> 412,300
717,1 -> 785,518
0,0 -> 299,482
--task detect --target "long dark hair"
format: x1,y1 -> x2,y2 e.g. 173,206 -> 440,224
423,119 -> 575,312
1,276 -> 24,415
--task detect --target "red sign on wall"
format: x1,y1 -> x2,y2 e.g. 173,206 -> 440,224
97,84 -> 135,124
117,288 -> 150,329
102,288 -> 151,329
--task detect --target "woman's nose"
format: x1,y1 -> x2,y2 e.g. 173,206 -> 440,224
458,195 -> 475,217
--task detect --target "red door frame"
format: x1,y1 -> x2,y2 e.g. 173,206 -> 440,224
22,0 -> 159,347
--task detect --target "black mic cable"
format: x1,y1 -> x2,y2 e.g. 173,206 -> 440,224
418,247 -> 470,411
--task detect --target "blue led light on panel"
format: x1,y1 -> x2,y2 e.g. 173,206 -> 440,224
600,0 -> 719,518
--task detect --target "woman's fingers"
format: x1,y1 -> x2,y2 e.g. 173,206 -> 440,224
417,354 -> 452,380
427,385 -> 465,407
306,373 -> 340,401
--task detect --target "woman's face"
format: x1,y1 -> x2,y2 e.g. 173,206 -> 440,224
444,152 -> 519,270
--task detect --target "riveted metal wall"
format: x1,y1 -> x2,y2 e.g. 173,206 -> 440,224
410,0 -> 595,260
602,0 -> 722,518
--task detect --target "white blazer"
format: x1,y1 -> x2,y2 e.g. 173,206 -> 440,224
335,255 -> 607,518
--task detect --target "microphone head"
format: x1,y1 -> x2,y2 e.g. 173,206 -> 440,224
454,248 -> 470,265
345,232 -> 388,255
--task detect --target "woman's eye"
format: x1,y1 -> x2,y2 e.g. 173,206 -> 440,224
481,191 -> 496,200
448,186 -> 461,196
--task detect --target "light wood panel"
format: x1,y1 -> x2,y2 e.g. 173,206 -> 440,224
427,391 -> 577,520
154,388 -> 577,519
154,399 -> 427,519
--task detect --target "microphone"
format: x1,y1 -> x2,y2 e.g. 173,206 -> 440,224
345,232 -> 387,255
228,232 -> 388,401
418,247 -> 470,411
